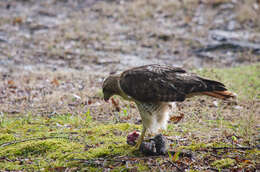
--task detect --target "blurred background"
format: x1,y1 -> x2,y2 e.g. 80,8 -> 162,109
0,0 -> 259,73
0,0 -> 259,115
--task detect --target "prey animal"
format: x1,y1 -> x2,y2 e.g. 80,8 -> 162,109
102,64 -> 235,149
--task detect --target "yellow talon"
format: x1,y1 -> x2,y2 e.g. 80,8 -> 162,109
135,127 -> 146,150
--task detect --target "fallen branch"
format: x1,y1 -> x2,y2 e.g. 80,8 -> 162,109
207,167 -> 219,172
167,160 -> 183,172
0,136 -> 79,147
211,146 -> 256,150
193,146 -> 256,152
0,156 -> 14,162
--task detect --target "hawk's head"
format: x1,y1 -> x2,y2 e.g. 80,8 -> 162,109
102,75 -> 120,102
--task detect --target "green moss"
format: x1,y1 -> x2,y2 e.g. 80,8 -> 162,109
179,141 -> 233,151
136,163 -> 150,171
0,133 -> 16,145
84,167 -> 103,172
85,144 -> 134,159
0,161 -> 25,171
0,121 -> 139,170
0,140 -> 83,157
211,158 -> 236,169
179,142 -> 209,151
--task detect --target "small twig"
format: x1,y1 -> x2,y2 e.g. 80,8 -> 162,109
0,156 -> 14,162
211,146 -> 255,150
168,150 -> 193,158
167,160 -> 183,172
207,167 -> 219,172
0,136 -> 79,147
194,146 -> 256,152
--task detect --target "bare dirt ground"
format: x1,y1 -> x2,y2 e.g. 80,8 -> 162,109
0,0 -> 259,171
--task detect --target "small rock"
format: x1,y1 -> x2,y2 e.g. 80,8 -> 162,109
233,105 -> 243,110
213,101 -> 218,107
73,94 -> 81,100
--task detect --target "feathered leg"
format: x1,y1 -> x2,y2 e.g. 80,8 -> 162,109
135,127 -> 146,149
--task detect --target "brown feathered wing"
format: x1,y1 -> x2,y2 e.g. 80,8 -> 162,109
119,64 -> 231,102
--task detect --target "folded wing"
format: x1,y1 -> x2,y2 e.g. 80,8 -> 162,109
119,64 -> 228,102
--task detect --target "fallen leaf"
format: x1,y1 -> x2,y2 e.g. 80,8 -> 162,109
111,97 -> 120,112
73,94 -> 81,100
7,80 -> 17,89
51,78 -> 59,86
172,152 -> 180,162
170,113 -> 184,124
13,17 -> 22,25
242,159 -> 252,164
233,105 -> 243,110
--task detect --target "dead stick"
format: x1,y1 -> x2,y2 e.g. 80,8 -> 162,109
211,146 -> 255,150
167,160 -> 184,172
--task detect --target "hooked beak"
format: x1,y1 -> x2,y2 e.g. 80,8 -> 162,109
104,96 -> 109,102
103,92 -> 112,102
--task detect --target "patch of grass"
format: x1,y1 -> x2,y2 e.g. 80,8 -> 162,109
0,139 -> 82,158
211,158 -> 236,169
0,64 -> 259,170
0,113 -> 140,170
235,0 -> 260,26
0,134 -> 16,145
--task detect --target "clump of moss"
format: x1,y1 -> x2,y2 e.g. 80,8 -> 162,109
211,158 -> 236,169
85,144 -> 134,159
0,133 -> 16,145
0,122 -> 141,170
0,139 -> 83,158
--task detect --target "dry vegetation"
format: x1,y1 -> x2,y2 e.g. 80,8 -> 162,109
0,0 -> 259,171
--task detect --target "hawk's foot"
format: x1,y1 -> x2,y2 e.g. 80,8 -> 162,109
134,137 -> 143,150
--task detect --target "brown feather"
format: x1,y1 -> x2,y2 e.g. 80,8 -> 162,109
202,91 -> 236,99
119,64 -> 232,102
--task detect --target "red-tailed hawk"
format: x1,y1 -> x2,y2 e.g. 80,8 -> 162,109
102,64 -> 235,149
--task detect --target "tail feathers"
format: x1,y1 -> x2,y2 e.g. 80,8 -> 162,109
201,78 -> 226,92
200,78 -> 236,99
203,91 -> 236,100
